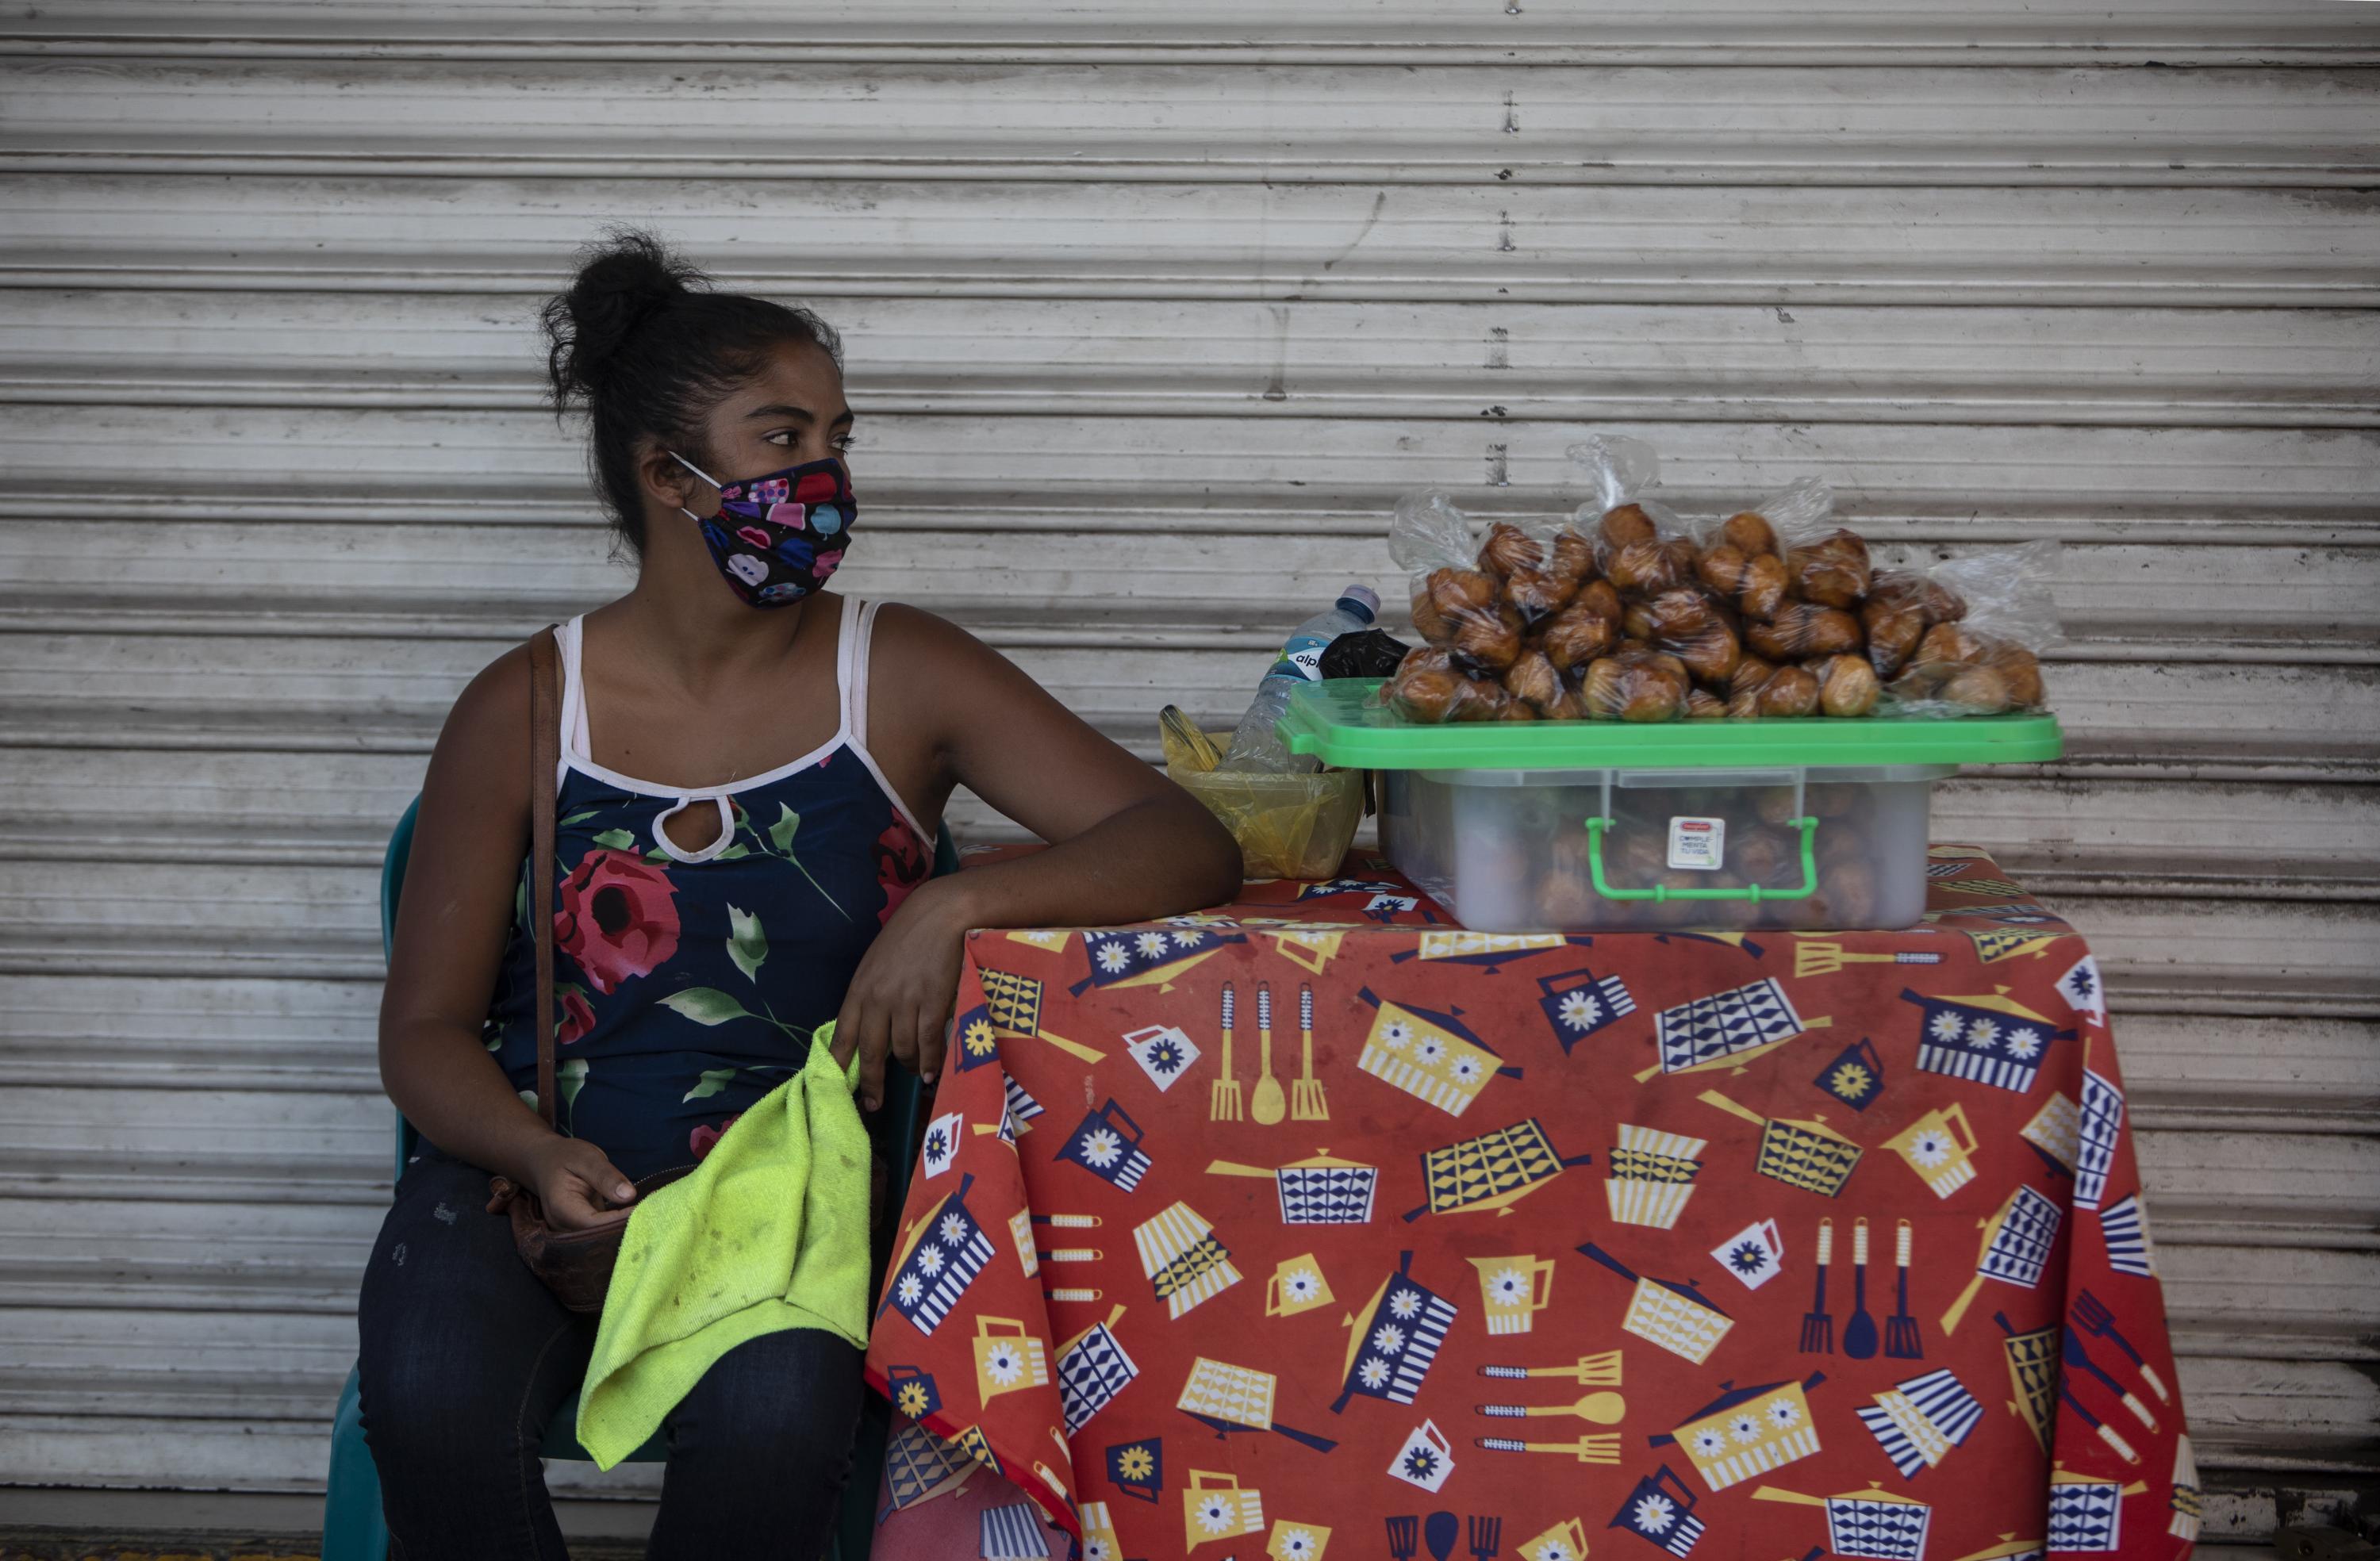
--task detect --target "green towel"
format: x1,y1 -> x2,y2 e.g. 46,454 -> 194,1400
576,1024 -> 872,1469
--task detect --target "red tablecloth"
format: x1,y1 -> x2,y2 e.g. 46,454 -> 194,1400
862,848 -> 2195,1561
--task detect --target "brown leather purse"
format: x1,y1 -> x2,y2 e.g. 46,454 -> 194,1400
484,627 -> 691,1313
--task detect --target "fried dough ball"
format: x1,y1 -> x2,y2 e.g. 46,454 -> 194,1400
1755,665 -> 1821,717
1891,660 -> 2014,714
1786,528 -> 1873,608
1538,681 -> 1593,721
1914,622 -> 1990,666
1811,653 -> 1881,718
1575,578 -> 1623,623
1642,589 -> 1742,685
1697,543 -> 1749,597
1453,604 -> 1523,670
1581,651 -> 1688,723
1549,530 -> 1595,585
1731,828 -> 1796,885
1684,688 -> 1728,719
1541,599 -> 1619,673
1862,572 -> 1968,679
1450,677 -> 1522,722
1720,510 -> 1779,557
1818,858 -> 1879,926
1387,665 -> 1468,723
1807,783 -> 1865,822
1747,604 -> 1864,661
1987,644 -> 2045,709
1863,602 -> 1925,681
1599,503 -> 1658,551
1394,646 -> 1456,680
1479,521 -> 1544,580
1738,552 -> 1790,619
1504,566 -> 1580,623
1608,826 -> 1668,884
1503,649 -> 1562,711
1605,536 -> 1695,596
1415,566 -> 1497,646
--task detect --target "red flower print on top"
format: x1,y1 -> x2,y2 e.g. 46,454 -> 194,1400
874,816 -> 931,926
691,1113 -> 744,1160
556,988 -> 596,1046
554,849 -> 681,995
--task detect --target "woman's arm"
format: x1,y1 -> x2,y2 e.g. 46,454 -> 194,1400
833,607 -> 1243,1109
378,643 -> 639,1225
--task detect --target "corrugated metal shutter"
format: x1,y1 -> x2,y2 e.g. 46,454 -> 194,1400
0,0 -> 2372,1536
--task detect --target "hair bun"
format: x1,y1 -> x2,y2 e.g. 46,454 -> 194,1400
541,228 -> 704,408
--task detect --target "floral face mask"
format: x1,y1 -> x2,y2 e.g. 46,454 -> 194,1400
670,451 -> 857,608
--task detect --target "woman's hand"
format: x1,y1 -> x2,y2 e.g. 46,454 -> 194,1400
505,1135 -> 639,1231
831,875 -> 972,1112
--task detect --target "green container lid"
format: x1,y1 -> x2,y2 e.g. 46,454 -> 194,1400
1277,678 -> 2063,770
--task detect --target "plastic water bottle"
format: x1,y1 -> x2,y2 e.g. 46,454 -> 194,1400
1219,584 -> 1381,772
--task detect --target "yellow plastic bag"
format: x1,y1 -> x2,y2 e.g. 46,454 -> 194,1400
1169,732 -> 1362,881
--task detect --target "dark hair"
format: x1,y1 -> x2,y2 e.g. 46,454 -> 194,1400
539,228 -> 843,557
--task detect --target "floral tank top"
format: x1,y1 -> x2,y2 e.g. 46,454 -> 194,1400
482,599 -> 933,1182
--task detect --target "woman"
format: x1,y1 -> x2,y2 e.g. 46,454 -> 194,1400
359,230 -> 1242,1557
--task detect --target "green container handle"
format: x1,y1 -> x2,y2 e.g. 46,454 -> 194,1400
1583,814 -> 1821,903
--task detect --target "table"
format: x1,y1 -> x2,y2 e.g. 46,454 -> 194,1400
862,847 -> 2196,1561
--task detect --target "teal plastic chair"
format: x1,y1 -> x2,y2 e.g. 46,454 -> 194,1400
323,796 -> 949,1561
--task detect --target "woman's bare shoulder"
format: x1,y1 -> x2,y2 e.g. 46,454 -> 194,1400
430,635 -> 544,784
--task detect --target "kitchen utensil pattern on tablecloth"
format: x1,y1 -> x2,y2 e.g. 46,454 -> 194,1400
1884,1219 -> 1925,1360
1292,982 -> 1330,1121
862,856 -> 2190,1558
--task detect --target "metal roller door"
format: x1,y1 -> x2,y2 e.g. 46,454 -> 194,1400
0,0 -> 2372,1540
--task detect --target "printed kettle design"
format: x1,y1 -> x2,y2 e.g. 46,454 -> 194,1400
970,1316 -> 1050,1403
1885,1103 -> 1981,1199
1472,1254 -> 1558,1335
1183,1469 -> 1265,1548
1610,1464 -> 1706,1555
1653,1374 -> 1827,1493
1355,988 -> 1523,1118
1332,1250 -> 1459,1412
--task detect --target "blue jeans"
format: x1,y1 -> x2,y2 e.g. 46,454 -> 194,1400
356,1146 -> 862,1559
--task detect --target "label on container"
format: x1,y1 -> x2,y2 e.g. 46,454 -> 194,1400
1667,816 -> 1726,871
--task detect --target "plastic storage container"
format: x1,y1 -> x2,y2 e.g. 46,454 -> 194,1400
1276,682 -> 2063,932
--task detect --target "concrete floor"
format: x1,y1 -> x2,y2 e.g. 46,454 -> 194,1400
0,1487 -> 656,1559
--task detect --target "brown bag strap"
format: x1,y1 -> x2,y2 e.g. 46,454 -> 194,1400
528,625 -> 561,1131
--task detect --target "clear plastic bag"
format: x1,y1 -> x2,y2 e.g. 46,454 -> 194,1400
1389,490 -> 1520,668
1690,477 -> 1838,619
1387,491 -> 1595,720
1567,435 -> 1699,596
1577,646 -> 1689,723
1381,440 -> 2060,727
1880,540 -> 2061,716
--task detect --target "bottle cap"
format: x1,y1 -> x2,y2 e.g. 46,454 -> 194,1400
1338,584 -> 1381,619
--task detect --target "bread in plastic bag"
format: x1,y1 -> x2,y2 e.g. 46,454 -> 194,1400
1568,435 -> 1699,596
1378,442 -> 2059,726
1882,540 -> 2061,716
1579,646 -> 1690,723
1620,587 -> 1741,686
1692,478 -> 1833,620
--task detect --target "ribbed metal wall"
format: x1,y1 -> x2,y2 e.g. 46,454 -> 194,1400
0,0 -> 2372,1536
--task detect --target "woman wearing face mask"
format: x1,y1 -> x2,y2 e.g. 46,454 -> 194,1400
358,230 -> 1243,1555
